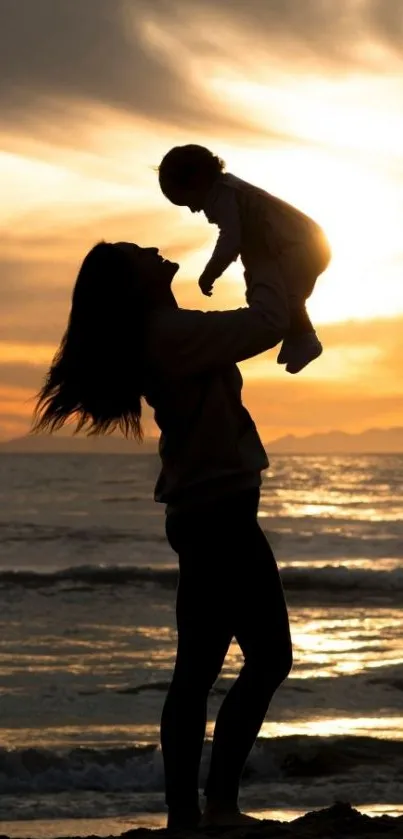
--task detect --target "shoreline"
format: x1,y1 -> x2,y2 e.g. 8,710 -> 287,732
2,804 -> 403,839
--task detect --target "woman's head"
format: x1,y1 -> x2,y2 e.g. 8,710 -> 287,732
32,242 -> 178,440
158,144 -> 225,211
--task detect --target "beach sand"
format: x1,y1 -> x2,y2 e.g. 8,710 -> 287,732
2,804 -> 402,839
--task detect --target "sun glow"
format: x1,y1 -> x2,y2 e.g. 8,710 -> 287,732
211,143 -> 403,324
210,72 -> 403,324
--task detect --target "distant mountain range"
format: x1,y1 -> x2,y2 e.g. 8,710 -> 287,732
0,433 -> 158,454
1,427 -> 403,453
267,427 -> 403,453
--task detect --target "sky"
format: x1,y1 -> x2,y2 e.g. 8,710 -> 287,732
1,0 -> 403,442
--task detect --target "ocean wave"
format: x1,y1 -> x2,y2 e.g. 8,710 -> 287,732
1,735 -> 402,795
0,522 -> 166,545
0,565 -> 178,589
0,563 -> 402,599
282,565 -> 403,595
266,527 -> 403,560
1,521 -> 402,564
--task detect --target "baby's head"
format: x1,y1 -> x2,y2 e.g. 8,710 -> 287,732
158,145 -> 225,212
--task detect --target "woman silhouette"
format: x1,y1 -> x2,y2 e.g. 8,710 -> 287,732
33,242 -> 293,830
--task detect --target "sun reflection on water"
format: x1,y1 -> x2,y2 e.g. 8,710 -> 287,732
290,610 -> 403,677
260,456 -> 403,522
259,716 -> 403,739
217,609 -> 403,681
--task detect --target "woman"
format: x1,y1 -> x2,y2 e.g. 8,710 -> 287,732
33,241 -> 293,830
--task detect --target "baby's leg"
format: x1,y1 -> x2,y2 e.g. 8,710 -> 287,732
276,295 -> 311,360
288,294 -> 315,336
277,244 -> 322,373
277,301 -> 322,373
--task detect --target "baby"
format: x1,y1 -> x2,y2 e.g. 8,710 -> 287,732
158,144 -> 331,374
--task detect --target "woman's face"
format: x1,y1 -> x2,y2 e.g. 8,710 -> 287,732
115,243 -> 179,306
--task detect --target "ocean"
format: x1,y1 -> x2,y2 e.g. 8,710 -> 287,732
0,452 -> 402,838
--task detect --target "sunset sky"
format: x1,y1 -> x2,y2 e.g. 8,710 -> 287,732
1,0 -> 403,442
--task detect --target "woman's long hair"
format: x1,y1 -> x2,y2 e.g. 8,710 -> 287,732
32,242 -> 146,441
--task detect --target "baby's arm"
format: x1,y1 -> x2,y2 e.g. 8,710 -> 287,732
199,187 -> 241,296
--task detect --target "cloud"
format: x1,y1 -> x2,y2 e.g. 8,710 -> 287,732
312,319 -> 403,387
0,194 -> 211,325
0,362 -> 46,391
0,0 -> 259,138
238,315 -> 403,437
1,0 -> 402,143
160,0 -> 403,65
0,257 -> 71,343
0,206 -> 209,263
0,217 -> 211,346
0,1 -> 184,120
365,0 -> 403,50
0,381 -> 36,441
243,375 -> 403,440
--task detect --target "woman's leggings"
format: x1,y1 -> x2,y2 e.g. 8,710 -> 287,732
161,489 -> 293,821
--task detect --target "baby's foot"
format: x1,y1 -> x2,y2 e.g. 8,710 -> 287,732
285,332 -> 323,374
277,337 -> 292,365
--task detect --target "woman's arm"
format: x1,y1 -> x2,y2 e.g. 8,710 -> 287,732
148,263 -> 289,376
